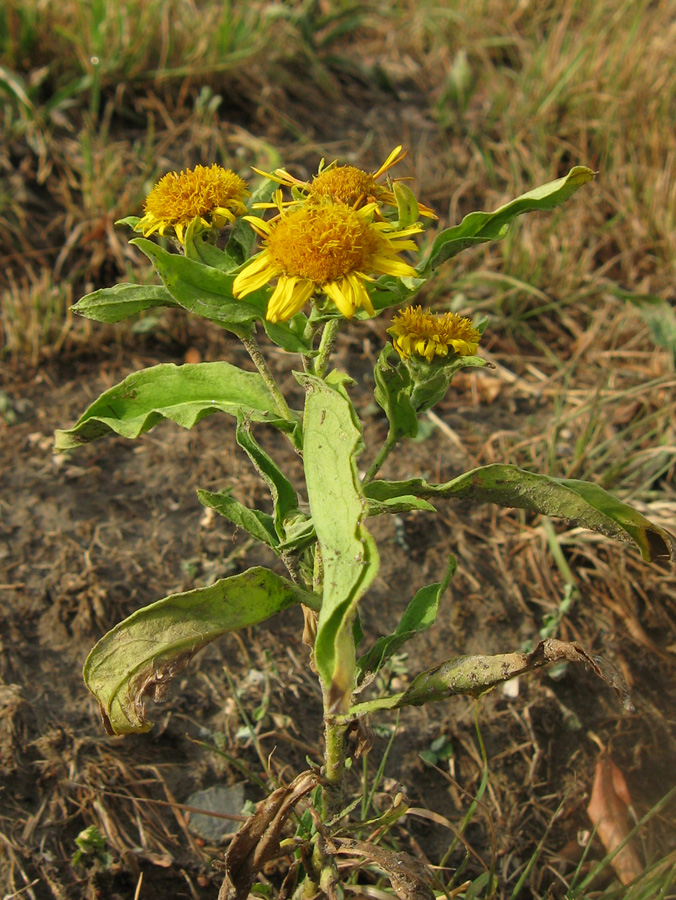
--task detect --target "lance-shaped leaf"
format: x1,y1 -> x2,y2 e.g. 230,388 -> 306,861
299,371 -> 379,710
131,238 -> 265,337
71,282 -> 180,323
184,217 -> 241,272
197,489 -> 279,551
54,362 -> 291,451
226,177 -> 277,266
357,555 -> 456,681
235,413 -> 298,540
84,566 -> 320,735
348,639 -> 632,716
420,166 -> 596,275
367,274 -> 427,314
364,464 -> 675,563
374,344 -> 419,440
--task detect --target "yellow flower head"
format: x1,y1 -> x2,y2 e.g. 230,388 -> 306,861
135,164 -> 250,243
233,201 -> 422,323
388,306 -> 481,362
254,146 -> 437,219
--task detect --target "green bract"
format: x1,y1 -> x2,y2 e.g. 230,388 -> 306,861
56,154 -> 672,899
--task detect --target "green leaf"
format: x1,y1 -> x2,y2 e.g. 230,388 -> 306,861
373,344 -> 419,440
299,371 -> 379,708
115,215 -> 141,229
226,177 -> 278,265
364,464 -> 675,563
366,496 -> 436,516
197,489 -> 279,550
393,181 -> 420,229
235,413 -> 298,540
263,314 -> 313,354
184,217 -> 241,272
54,362 -> 291,451
131,238 -> 265,337
406,354 -> 490,413
421,166 -> 596,275
616,288 -> 676,370
357,555 -> 456,680
71,282 -> 180,323
83,567 -> 320,735
367,274 -> 426,314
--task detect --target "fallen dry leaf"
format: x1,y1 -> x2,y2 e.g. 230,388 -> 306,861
587,752 -> 643,885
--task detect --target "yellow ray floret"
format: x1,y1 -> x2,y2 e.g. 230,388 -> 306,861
233,202 -> 422,323
134,164 -> 250,243
388,306 -> 481,362
253,146 -> 437,219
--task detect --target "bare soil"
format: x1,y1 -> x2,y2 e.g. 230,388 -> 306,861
2,320 -> 676,899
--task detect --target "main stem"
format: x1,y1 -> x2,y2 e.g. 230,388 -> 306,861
313,319 -> 340,378
322,693 -> 348,820
241,334 -> 297,429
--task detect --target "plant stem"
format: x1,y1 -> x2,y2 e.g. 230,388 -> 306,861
241,334 -> 297,427
313,319 -> 340,378
362,429 -> 398,484
322,709 -> 348,819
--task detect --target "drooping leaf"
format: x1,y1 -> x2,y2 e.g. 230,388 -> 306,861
71,282 -> 180,323
197,489 -> 279,550
131,238 -> 265,337
54,362 -> 291,451
349,639 -> 632,716
357,555 -> 456,680
84,566 -> 320,735
298,371 -> 379,709
420,166 -> 596,275
364,464 -> 675,563
235,413 -> 299,539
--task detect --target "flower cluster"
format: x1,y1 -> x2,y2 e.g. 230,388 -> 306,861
135,151 -> 481,360
135,164 -> 249,244
388,306 -> 481,362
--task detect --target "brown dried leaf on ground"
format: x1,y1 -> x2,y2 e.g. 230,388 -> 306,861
587,751 -> 643,885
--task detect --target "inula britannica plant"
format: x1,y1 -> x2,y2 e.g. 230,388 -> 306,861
55,148 -> 674,899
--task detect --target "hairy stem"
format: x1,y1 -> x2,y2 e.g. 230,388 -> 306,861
241,335 -> 296,425
322,709 -> 348,820
362,429 -> 398,484
313,319 -> 340,378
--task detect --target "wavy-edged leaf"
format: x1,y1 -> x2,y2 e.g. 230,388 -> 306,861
235,413 -> 298,539
54,362 -> 290,451
364,464 -> 675,563
299,371 -> 379,709
421,166 -> 596,275
184,217 -> 240,272
84,567 -> 320,735
357,555 -> 456,680
131,238 -> 265,337
349,639 -> 632,716
71,283 -> 180,323
373,344 -> 418,440
197,489 -> 279,550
